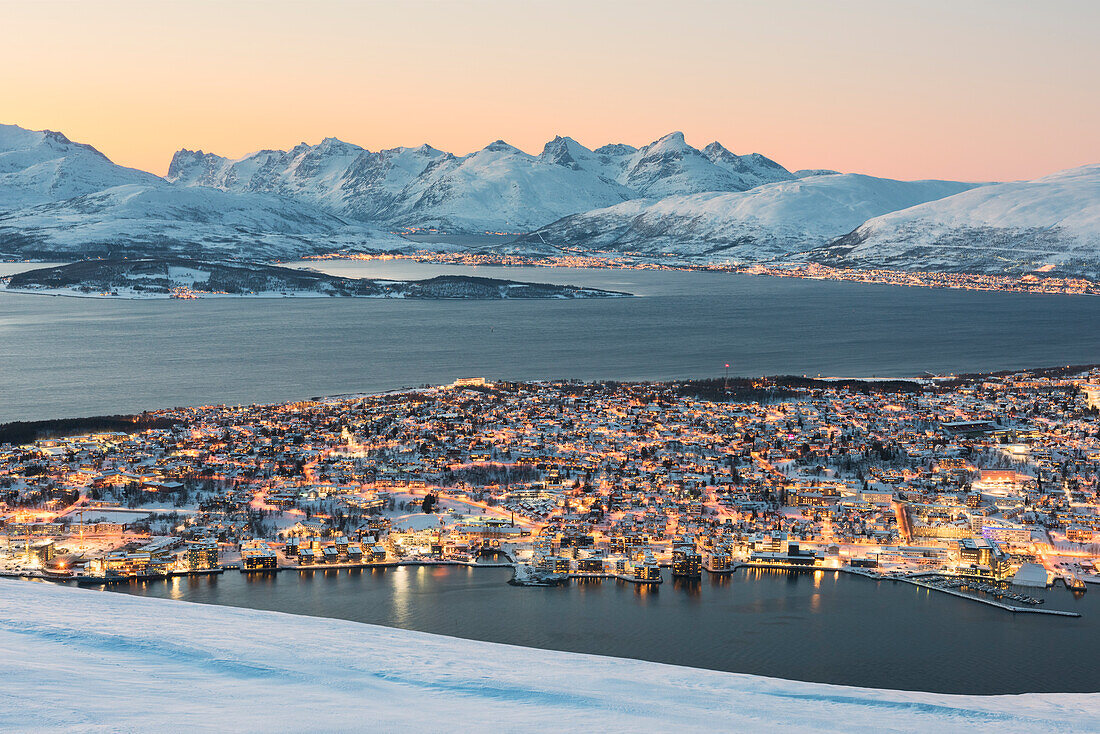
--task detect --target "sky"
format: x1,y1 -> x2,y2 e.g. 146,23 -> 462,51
2,0 -> 1098,181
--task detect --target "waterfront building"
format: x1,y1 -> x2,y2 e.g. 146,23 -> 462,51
634,557 -> 661,583
672,541 -> 702,578
186,541 -> 219,571
242,550 -> 277,571
956,538 -> 1011,580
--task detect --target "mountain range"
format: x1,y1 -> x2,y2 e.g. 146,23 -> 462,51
166,131 -> 807,232
0,122 -> 1097,280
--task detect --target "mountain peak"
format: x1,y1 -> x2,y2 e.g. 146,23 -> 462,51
539,136 -> 592,168
594,143 -> 637,157
166,148 -> 228,184
703,141 -> 738,163
312,137 -> 365,155
481,139 -> 522,154
650,131 -> 689,150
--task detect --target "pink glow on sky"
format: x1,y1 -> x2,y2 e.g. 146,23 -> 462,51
3,0 -> 1097,181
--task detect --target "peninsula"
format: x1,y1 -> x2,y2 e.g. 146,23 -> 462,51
0,258 -> 631,299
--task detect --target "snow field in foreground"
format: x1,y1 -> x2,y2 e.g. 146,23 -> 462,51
0,579 -> 1098,733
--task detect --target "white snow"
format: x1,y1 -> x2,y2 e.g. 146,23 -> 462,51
167,139 -> 448,221
0,124 -> 161,210
168,131 -> 806,234
0,183 -> 406,260
815,164 -> 1100,278
4,121 -> 1095,275
522,174 -> 979,260
618,132 -> 794,198
1,579 -> 1096,733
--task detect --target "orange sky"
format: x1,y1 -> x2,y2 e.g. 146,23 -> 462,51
3,0 -> 1098,181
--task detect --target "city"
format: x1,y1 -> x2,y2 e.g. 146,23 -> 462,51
4,370 -> 1098,615
3,2 -> 1099,728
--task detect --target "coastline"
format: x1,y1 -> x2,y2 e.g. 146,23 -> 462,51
304,251 -> 1100,296
3,254 -> 1099,297
5,557 -> 1081,619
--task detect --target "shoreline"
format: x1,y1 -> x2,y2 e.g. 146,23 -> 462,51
3,255 -> 1099,297
10,559 -> 1082,618
304,251 -> 1100,296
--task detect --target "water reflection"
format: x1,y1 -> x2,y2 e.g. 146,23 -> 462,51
672,578 -> 702,598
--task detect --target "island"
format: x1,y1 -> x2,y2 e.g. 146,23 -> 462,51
0,258 -> 632,299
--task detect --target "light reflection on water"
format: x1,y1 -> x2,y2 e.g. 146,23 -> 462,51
95,565 -> 1100,695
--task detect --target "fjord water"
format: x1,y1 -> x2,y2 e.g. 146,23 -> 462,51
9,260 -> 1100,694
3,261 -> 1100,422
96,565 -> 1100,694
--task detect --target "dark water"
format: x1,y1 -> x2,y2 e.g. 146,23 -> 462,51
92,565 -> 1100,694
3,262 -> 1100,422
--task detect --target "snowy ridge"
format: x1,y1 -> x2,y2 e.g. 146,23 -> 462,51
167,130 -> 807,233
620,132 -> 795,198
384,139 -> 634,232
514,174 -> 980,260
168,139 -> 448,221
2,580 -> 1097,733
0,123 -> 160,210
811,165 -> 1100,279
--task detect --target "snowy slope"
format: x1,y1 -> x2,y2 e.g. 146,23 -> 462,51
1,580 -> 1096,733
0,183 -> 404,260
811,165 -> 1100,279
515,174 -> 980,261
0,124 -> 161,210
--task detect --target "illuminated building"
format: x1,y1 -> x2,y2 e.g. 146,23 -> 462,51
187,541 -> 219,571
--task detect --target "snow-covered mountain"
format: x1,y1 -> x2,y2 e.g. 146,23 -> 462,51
811,165 -> 1100,279
5,122 -> 1097,279
0,183 -> 403,260
618,132 -> 796,198
383,139 -> 636,232
167,131 -> 806,233
0,123 -> 160,210
0,124 -> 407,260
513,174 -> 980,261
167,138 -> 447,221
